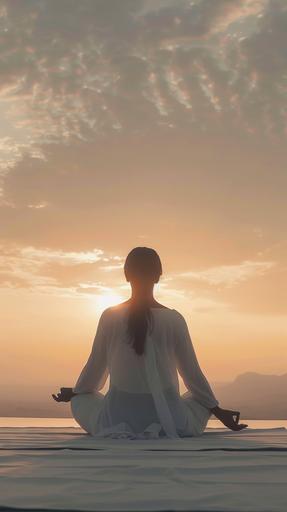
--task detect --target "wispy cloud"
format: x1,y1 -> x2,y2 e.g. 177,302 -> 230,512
168,259 -> 275,288
20,246 -> 105,265
0,0 -> 285,161
99,263 -> 125,272
0,244 -> 124,296
1,243 -> 272,310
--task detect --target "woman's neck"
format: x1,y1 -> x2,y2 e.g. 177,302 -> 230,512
126,297 -> 164,308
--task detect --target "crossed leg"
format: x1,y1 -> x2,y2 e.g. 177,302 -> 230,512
70,392 -> 104,435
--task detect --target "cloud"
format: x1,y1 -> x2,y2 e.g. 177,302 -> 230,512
0,243 -> 124,296
227,0 -> 287,136
162,257 -> 287,315
155,279 -> 231,313
0,240 -> 284,316
0,137 -> 45,198
0,241 -> 231,314
20,246 -> 105,265
0,0 -> 285,154
169,259 -> 275,287
0,132 -> 286,269
0,0 -> 286,318
99,264 -> 125,272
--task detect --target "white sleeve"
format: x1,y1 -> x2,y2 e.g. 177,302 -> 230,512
72,309 -> 109,394
174,313 -> 219,409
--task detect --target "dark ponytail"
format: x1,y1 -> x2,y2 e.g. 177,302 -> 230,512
124,247 -> 162,356
126,300 -> 153,356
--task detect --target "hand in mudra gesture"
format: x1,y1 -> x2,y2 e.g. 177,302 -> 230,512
52,387 -> 76,403
212,406 -> 248,431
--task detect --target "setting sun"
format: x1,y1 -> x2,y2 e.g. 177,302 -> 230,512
97,292 -> 124,311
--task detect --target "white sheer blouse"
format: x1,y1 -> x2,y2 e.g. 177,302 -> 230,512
72,305 -> 219,438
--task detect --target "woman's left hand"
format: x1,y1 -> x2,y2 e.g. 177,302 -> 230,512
52,387 -> 76,402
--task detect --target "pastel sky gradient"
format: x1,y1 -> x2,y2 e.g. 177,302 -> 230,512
0,0 -> 286,397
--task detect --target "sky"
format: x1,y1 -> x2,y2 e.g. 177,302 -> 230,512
0,0 -> 286,402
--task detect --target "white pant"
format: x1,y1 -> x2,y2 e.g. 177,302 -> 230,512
71,390 -> 211,438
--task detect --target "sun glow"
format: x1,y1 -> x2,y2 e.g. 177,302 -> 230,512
97,292 -> 124,312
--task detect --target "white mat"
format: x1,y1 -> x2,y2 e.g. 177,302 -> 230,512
0,426 -> 286,511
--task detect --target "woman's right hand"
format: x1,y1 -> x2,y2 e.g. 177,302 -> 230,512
52,387 -> 76,403
211,406 -> 248,431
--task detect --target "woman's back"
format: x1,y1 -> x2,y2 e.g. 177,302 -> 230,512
106,304 -> 180,394
72,303 -> 219,439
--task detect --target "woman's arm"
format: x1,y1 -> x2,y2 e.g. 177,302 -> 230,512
174,313 -> 219,409
174,314 -> 248,431
52,310 -> 110,402
72,309 -> 110,394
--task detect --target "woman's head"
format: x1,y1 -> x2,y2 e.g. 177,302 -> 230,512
124,247 -> 162,355
124,246 -> 162,289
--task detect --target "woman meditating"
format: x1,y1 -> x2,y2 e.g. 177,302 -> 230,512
52,247 -> 248,439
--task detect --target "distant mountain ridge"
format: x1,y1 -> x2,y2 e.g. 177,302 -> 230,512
1,372 -> 286,419
212,371 -> 287,419
234,371 -> 287,383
